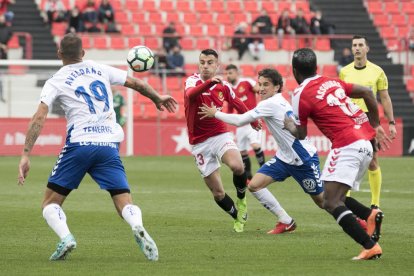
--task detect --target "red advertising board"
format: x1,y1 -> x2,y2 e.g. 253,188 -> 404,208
0,118 -> 403,156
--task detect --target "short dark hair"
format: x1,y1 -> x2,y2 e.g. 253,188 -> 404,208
258,68 -> 283,93
200,49 -> 218,59
292,48 -> 317,78
352,35 -> 369,46
225,64 -> 238,71
59,33 -> 82,60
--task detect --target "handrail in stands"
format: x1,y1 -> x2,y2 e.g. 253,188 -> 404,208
12,32 -> 33,59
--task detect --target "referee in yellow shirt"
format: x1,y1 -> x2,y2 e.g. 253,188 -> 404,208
339,35 -> 397,209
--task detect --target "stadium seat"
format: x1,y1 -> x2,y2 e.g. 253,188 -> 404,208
110,37 -> 126,49
92,36 -> 108,49
227,1 -> 242,13
256,64 -> 275,73
275,65 -> 290,78
373,14 -> 389,26
189,25 -> 204,36
398,26 -> 409,37
244,1 -> 258,12
205,24 -> 221,35
144,37 -> 160,49
176,0 -> 192,12
141,0 -> 158,11
285,79 -> 297,92
130,12 -> 147,24
166,77 -> 183,90
322,65 -> 338,77
223,25 -> 235,36
401,2 -> 414,14
391,14 -> 407,26
278,2 -> 292,12
380,27 -> 397,39
239,64 -> 256,77
196,38 -> 213,49
282,38 -> 296,51
124,0 -> 140,12
121,25 -> 136,36
263,38 -> 278,51
180,37 -> 194,50
384,2 -> 400,14
148,12 -> 164,24
210,1 -> 225,12
184,63 -> 199,73
198,13 -> 214,24
51,22 -> 67,36
216,14 -> 233,25
296,1 -> 310,12
159,0 -> 175,12
138,24 -> 154,35
194,1 -> 210,13
116,11 -> 131,24
315,38 -> 331,51
80,36 -> 91,49
182,13 -> 198,24
233,13 -> 249,23
406,78 -> 414,91
128,37 -> 143,48
261,1 -> 276,11
367,2 -> 383,14
112,0 -> 122,11
165,12 -> 180,23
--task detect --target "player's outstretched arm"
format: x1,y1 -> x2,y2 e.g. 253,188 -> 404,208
185,76 -> 223,100
124,76 -> 177,112
18,103 -> 48,185
198,102 -> 256,127
284,112 -> 307,140
378,89 -> 397,139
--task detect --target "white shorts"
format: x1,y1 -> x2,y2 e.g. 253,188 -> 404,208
321,140 -> 373,191
191,132 -> 239,177
236,124 -> 262,151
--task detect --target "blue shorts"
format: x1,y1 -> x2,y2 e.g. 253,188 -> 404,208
48,142 -> 129,191
257,154 -> 323,195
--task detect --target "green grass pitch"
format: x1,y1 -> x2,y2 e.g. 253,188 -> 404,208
1,156 -> 413,275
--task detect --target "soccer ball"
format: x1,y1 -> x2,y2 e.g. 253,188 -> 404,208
127,45 -> 155,72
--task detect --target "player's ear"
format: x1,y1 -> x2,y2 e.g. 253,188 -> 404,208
57,49 -> 62,60
81,49 -> 85,58
366,45 -> 370,53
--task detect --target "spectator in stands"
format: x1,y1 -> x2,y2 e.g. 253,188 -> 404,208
153,47 -> 168,76
231,22 -> 249,61
292,9 -> 310,35
43,0 -> 67,26
276,10 -> 295,47
310,10 -> 335,35
66,7 -> 84,33
167,45 -> 185,76
98,0 -> 114,23
162,22 -> 180,53
409,29 -> 414,51
0,14 -> 12,59
337,47 -> 353,73
113,88 -> 126,127
247,25 -> 265,61
0,0 -> 14,24
82,0 -> 100,32
252,10 -> 273,35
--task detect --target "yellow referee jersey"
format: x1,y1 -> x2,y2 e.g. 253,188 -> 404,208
339,60 -> 388,112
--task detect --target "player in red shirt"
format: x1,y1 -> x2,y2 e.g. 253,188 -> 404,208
184,49 -> 260,233
225,64 -> 265,181
285,48 -> 391,260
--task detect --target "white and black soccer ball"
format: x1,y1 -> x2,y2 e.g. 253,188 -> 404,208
127,45 -> 155,72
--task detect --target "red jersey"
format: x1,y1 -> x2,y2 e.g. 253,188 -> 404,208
184,74 -> 250,145
228,77 -> 257,112
291,75 -> 376,148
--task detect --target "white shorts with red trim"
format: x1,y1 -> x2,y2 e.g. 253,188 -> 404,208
235,124 -> 262,151
191,132 -> 239,177
321,139 -> 373,191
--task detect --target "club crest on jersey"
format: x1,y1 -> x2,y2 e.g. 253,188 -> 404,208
218,91 -> 224,101
302,178 -> 316,192
238,86 -> 245,93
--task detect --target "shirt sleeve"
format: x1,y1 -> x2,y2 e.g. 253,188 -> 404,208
377,70 -> 388,91
215,110 -> 256,127
101,64 -> 128,85
251,100 -> 274,119
39,81 -> 59,107
292,93 -> 310,126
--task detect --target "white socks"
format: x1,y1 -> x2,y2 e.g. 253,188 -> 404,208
42,203 -> 71,240
251,188 -> 292,224
121,204 -> 143,229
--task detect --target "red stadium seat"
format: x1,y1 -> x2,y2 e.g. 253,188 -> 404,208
261,1 -> 276,12
406,79 -> 414,91
80,36 -> 91,49
206,24 -> 221,35
141,0 -> 158,11
182,13 -> 198,24
263,38 -> 278,51
233,13 -> 249,23
194,1 -> 210,13
112,0 -> 122,11
401,2 -> 414,14
278,2 -> 292,12
322,65 -> 338,78
216,14 -> 233,25
110,37 -> 126,49
121,25 -> 136,36
366,2 -> 383,14
296,1 -> 310,12
281,38 -> 296,51
176,0 -> 192,12
244,1 -> 258,12
116,11 -> 131,24
315,38 -> 331,51
199,13 -> 215,24
138,24 -> 154,35
128,37 -> 143,48
159,0 -> 175,12
166,77 -> 183,90
285,79 -> 297,92
189,25 -> 204,36
380,27 -> 397,39
144,37 -> 160,49
384,2 -> 400,14
130,12 -> 147,24
124,0 -> 140,12
256,64 -> 275,73
165,12 -> 180,23
398,26 -> 409,37
227,1 -> 242,13
196,38 -> 213,49
391,14 -> 407,26
148,12 -> 164,24
51,22 -> 67,36
210,1 -> 225,12
373,14 -> 389,26
275,65 -> 290,78
223,25 -> 235,36
239,64 -> 256,77
92,36 -> 108,49
184,63 -> 199,73
8,35 -> 19,48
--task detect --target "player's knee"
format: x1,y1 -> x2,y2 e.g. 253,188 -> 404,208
213,191 -> 225,201
322,199 -> 336,213
229,163 -> 245,175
